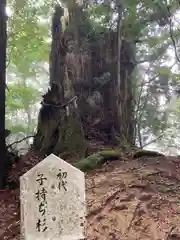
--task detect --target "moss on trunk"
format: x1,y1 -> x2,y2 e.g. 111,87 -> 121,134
54,115 -> 86,158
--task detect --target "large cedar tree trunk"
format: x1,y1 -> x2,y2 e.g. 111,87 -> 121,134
34,5 -> 86,158
34,3 -> 136,155
78,31 -> 136,146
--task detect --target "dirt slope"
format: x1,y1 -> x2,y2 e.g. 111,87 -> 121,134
1,152 -> 180,239
86,156 -> 180,239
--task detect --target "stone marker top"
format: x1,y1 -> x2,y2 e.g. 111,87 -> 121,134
20,154 -> 84,179
20,154 -> 86,240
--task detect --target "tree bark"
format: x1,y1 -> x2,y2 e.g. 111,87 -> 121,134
0,0 -> 7,188
34,5 -> 86,158
111,4 -> 136,146
115,4 -> 123,132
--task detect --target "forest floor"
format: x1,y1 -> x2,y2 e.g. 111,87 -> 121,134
1,150 -> 180,239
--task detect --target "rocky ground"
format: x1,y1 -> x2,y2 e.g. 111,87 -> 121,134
1,150 -> 180,239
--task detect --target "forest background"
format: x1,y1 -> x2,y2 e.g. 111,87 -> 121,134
5,0 -> 180,156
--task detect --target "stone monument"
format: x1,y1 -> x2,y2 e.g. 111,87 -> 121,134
20,154 -> 86,240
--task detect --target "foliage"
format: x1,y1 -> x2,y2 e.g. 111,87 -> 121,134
6,81 -> 40,135
7,1 -> 51,76
6,0 -> 51,139
6,82 -> 40,111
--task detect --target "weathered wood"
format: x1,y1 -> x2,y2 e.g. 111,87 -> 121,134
34,5 -> 86,158
35,3 -> 136,155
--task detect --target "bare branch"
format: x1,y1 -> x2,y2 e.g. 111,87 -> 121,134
7,135 -> 34,149
136,40 -> 172,64
142,133 -> 164,148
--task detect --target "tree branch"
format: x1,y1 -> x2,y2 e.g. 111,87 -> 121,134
142,133 -> 164,148
7,135 -> 34,149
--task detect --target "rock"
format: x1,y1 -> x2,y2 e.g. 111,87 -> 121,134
20,154 -> 86,239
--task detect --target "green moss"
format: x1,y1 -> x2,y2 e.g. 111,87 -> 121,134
99,149 -> 121,158
55,115 -> 86,158
76,153 -> 102,172
76,150 -> 120,172
133,149 -> 164,158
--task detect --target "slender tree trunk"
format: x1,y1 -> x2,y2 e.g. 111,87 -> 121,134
116,4 -> 123,132
114,4 -> 136,146
0,0 -> 7,188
